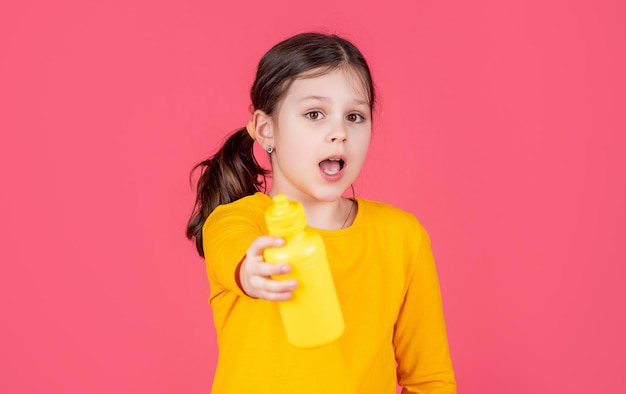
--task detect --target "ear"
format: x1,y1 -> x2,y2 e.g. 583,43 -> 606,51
252,110 -> 275,150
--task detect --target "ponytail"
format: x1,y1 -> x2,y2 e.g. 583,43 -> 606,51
186,127 -> 268,257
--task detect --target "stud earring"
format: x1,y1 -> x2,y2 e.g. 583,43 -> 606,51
266,146 -> 274,153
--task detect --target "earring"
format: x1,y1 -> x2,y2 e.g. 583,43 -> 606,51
266,146 -> 274,153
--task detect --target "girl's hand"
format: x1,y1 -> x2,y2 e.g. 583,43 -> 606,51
239,236 -> 297,301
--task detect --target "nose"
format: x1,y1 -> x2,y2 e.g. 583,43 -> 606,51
327,118 -> 347,143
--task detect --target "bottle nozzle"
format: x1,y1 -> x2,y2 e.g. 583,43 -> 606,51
265,194 -> 306,237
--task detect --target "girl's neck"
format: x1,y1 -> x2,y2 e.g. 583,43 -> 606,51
267,192 -> 355,230
302,197 -> 354,230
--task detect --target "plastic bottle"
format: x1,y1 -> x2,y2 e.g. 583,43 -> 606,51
263,194 -> 345,347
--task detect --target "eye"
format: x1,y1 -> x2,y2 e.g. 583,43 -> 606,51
346,113 -> 365,123
305,111 -> 323,120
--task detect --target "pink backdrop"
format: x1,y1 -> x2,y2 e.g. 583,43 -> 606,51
1,1 -> 624,393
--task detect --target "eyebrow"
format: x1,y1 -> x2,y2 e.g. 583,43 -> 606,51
299,95 -> 369,106
299,95 -> 328,102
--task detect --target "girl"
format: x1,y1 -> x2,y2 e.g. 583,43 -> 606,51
187,32 -> 456,394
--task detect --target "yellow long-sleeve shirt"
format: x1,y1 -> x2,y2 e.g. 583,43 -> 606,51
202,192 -> 456,393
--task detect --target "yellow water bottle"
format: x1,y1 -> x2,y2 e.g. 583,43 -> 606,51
263,194 -> 344,347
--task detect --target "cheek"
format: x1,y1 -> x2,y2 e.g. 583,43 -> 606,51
354,132 -> 372,151
283,130 -> 318,152
278,136 -> 314,165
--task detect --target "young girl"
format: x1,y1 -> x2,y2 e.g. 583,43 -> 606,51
187,32 -> 456,394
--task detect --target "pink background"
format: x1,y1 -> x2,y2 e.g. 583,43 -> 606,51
1,1 -> 625,393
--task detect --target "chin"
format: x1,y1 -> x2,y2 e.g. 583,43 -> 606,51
310,185 -> 352,202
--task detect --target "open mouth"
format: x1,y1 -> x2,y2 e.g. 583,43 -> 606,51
319,158 -> 345,175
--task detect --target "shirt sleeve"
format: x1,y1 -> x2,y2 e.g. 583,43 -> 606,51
394,219 -> 457,394
202,203 -> 264,298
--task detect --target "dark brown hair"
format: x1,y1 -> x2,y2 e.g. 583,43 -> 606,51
186,32 -> 376,256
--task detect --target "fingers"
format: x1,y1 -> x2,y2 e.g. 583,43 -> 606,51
251,277 -> 298,301
248,235 -> 285,257
240,236 -> 297,301
254,258 -> 291,277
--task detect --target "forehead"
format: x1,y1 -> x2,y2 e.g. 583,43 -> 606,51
284,67 -> 370,104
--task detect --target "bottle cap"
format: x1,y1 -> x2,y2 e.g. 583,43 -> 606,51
265,194 -> 306,236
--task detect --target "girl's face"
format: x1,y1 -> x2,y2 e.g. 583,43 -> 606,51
264,68 -> 372,204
